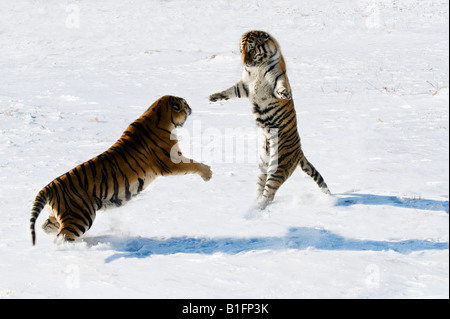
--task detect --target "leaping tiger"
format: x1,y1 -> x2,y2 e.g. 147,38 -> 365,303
209,30 -> 330,209
30,95 -> 212,245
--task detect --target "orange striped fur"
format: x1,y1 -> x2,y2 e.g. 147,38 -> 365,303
210,31 -> 330,208
30,95 -> 212,244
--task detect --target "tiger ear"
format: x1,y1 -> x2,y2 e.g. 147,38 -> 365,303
172,104 -> 181,112
259,33 -> 270,43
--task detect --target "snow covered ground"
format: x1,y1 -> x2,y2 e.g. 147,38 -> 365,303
0,0 -> 448,299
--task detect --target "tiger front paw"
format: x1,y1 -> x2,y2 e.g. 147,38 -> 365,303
209,92 -> 229,102
276,88 -> 291,100
200,164 -> 212,181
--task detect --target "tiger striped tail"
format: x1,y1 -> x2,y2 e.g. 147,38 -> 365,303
30,187 -> 49,245
299,157 -> 331,195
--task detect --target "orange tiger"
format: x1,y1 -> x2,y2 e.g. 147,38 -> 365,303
30,95 -> 212,244
209,31 -> 330,209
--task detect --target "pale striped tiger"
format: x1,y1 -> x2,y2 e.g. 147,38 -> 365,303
30,95 -> 212,244
209,30 -> 330,208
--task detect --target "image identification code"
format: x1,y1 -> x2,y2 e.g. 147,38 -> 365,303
182,303 -> 269,316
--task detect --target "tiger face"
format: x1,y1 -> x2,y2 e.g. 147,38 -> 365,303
160,95 -> 192,128
239,30 -> 276,67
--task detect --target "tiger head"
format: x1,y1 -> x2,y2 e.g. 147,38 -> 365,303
240,30 -> 278,67
153,95 -> 192,129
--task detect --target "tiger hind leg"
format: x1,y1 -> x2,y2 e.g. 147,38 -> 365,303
258,169 -> 292,209
258,157 -> 296,209
256,138 -> 270,200
56,209 -> 96,242
299,157 -> 331,194
42,215 -> 60,234
57,222 -> 86,242
257,133 -> 300,209
57,228 -> 79,242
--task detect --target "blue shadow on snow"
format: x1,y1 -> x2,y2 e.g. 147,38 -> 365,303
84,227 -> 449,263
334,193 -> 449,213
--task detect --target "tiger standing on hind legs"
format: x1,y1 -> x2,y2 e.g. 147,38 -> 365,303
30,95 -> 212,245
209,30 -> 330,209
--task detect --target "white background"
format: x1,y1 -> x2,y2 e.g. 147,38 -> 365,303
0,0 -> 448,298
